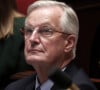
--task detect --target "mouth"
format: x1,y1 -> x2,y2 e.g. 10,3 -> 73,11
28,49 -> 43,53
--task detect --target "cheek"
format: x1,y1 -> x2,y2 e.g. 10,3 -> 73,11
43,41 -> 64,67
24,40 -> 30,55
43,38 -> 65,58
24,40 -> 28,49
24,40 -> 33,65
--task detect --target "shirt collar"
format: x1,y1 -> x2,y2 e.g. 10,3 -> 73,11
35,76 -> 54,90
35,67 -> 66,90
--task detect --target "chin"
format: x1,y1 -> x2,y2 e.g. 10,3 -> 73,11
25,56 -> 44,64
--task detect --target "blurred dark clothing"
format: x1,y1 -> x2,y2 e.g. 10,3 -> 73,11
0,17 -> 32,90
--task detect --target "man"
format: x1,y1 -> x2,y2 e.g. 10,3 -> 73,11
5,0 -> 96,90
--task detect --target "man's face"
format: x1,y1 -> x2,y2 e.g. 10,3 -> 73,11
24,7 -> 69,69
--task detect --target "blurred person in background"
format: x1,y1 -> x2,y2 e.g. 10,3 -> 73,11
0,0 -> 33,89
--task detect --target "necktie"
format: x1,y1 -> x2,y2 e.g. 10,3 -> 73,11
36,86 -> 41,90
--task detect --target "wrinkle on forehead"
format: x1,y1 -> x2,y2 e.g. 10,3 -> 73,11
25,6 -> 63,28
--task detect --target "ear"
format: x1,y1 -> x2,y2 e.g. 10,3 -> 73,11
64,35 -> 76,53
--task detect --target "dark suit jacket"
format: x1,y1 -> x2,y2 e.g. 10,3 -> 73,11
5,61 -> 97,90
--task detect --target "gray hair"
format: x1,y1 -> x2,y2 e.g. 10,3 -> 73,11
26,0 -> 79,59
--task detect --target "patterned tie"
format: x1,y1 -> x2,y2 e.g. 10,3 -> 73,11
36,86 -> 41,90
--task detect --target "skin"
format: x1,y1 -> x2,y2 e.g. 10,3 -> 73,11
24,6 -> 75,84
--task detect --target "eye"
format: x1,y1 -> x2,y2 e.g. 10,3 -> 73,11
39,27 -> 53,36
25,28 -> 33,35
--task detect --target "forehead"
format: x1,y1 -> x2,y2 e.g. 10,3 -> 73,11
25,6 -> 63,27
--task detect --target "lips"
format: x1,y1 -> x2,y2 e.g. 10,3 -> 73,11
28,49 -> 43,53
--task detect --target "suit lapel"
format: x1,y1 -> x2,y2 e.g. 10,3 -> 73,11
25,74 -> 36,90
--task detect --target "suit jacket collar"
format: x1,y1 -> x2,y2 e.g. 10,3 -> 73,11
51,61 -> 78,90
64,61 -> 79,77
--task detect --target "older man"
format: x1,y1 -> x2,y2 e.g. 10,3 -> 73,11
5,0 -> 96,90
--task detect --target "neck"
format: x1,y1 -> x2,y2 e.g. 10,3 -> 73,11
36,69 -> 48,84
33,64 -> 49,84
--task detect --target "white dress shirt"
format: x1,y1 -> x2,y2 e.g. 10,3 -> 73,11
35,76 -> 54,90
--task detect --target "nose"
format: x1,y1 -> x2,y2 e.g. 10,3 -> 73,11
29,30 -> 40,44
